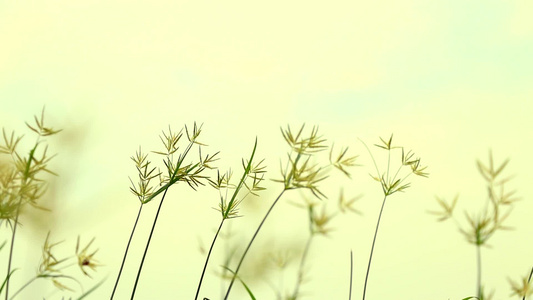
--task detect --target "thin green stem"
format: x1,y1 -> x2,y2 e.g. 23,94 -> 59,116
362,195 -> 388,300
130,188 -> 170,300
224,189 -> 286,299
110,203 -> 144,299
476,245 -> 481,299
195,218 -> 225,300
5,144 -> 37,300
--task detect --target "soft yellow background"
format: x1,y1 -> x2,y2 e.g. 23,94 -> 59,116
1,0 -> 533,299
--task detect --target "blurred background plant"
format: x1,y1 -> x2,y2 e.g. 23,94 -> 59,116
431,151 -> 525,300
0,109 -> 101,299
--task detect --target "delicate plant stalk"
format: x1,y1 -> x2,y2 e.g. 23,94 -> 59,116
110,203 -> 143,299
130,188 -> 170,300
195,219 -> 225,300
476,245 -> 481,299
362,195 -> 387,300
349,250 -> 353,300
224,189 -> 286,299
6,144 -> 38,300
360,135 -> 427,300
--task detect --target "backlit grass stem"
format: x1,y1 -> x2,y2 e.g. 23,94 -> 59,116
360,135 -> 427,300
362,195 -> 387,300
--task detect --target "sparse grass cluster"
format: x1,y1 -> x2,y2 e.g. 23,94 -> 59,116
1,110 -> 531,299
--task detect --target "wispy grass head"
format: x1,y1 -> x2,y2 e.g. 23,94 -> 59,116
361,134 -> 428,196
128,122 -> 219,204
338,188 -> 363,215
275,125 -> 330,198
25,107 -> 62,137
281,125 -> 327,155
329,145 -> 359,178
0,108 -> 60,225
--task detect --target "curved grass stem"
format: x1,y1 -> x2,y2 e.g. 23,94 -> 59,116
362,195 -> 387,300
349,250 -> 353,300
110,203 -> 144,299
130,189 -> 170,300
224,189 -> 286,299
476,245 -> 482,299
195,219 -> 225,300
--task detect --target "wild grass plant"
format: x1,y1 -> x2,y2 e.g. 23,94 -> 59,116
2,110 -> 532,299
359,135 -> 428,300
110,123 -> 219,299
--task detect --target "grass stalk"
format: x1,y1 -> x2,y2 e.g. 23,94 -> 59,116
476,245 -> 481,299
195,219 -> 225,300
110,203 -> 144,299
5,143 -> 38,300
349,250 -> 353,300
362,195 -> 388,300
130,188 -> 170,299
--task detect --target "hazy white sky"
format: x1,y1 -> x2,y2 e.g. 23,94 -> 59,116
1,1 -> 532,299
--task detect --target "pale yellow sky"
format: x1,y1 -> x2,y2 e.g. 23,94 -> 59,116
1,0 -> 533,299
